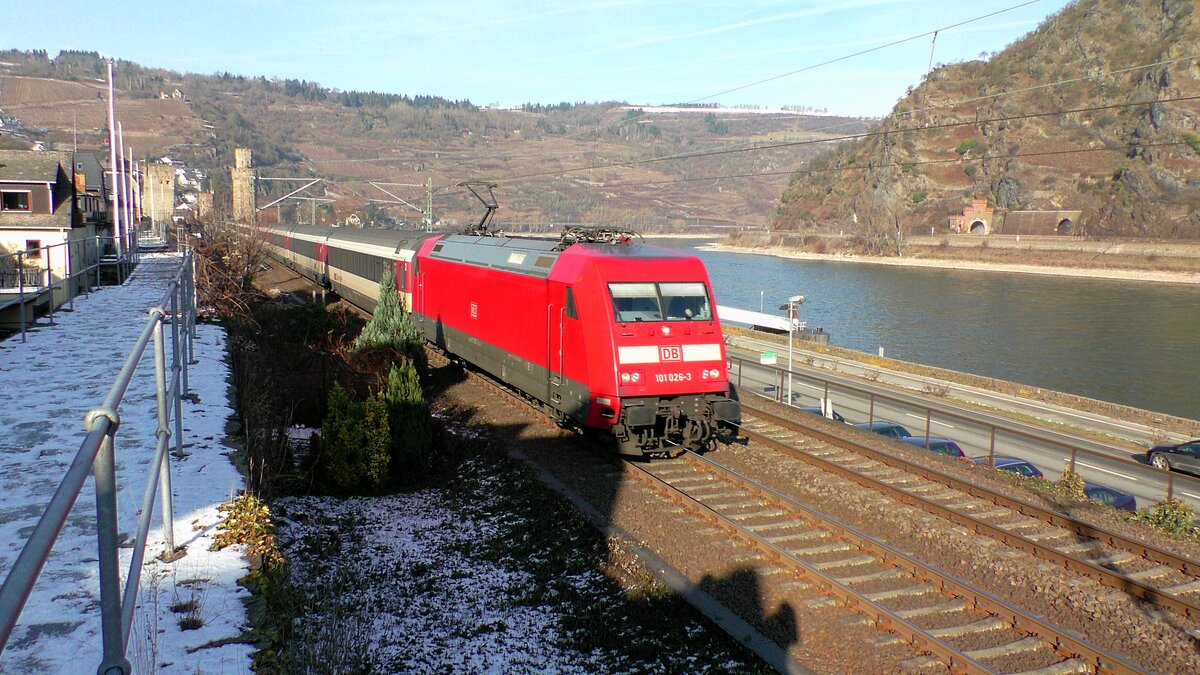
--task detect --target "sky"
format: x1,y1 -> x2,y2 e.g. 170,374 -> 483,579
2,0 -> 1073,117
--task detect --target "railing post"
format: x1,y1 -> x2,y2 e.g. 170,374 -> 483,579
45,249 -> 54,326
67,240 -> 76,311
17,250 -> 27,342
93,427 -> 132,675
988,427 -> 997,465
171,290 -> 185,458
152,312 -> 177,556
178,279 -> 189,396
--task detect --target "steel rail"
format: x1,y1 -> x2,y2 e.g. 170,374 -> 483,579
423,348 -> 812,673
630,451 -> 1143,674
739,401 -> 1200,620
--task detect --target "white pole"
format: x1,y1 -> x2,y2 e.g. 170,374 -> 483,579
127,143 -> 136,243
116,122 -> 128,254
106,62 -> 122,258
787,306 -> 794,405
149,163 -> 156,238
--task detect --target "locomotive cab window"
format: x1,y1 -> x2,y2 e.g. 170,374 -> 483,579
661,282 -> 711,321
609,283 -> 662,322
609,282 -> 711,323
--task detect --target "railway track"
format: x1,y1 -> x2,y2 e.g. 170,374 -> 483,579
628,451 -> 1141,674
439,350 -> 1186,670
738,401 -> 1200,623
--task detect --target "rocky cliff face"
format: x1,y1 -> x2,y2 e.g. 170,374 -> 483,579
774,0 -> 1200,246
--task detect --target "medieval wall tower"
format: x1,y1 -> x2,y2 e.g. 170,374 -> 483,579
142,164 -> 176,235
231,148 -> 255,223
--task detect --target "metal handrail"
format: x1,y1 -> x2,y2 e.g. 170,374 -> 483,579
0,250 -> 196,675
729,353 -> 1200,505
1,236 -> 140,342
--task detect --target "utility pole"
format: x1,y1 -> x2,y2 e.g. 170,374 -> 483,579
426,177 -> 434,231
106,61 -> 122,259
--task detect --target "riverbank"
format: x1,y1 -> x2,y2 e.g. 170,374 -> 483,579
699,242 -> 1200,285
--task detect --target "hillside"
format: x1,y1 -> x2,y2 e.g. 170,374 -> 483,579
772,0 -> 1200,249
0,50 -> 871,230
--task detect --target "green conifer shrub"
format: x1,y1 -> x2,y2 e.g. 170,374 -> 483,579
314,384 -> 391,493
354,265 -> 427,372
385,361 -> 434,477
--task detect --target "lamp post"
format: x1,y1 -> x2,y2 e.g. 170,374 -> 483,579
779,295 -> 805,404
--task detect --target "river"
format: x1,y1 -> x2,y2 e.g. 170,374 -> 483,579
655,239 -> 1200,421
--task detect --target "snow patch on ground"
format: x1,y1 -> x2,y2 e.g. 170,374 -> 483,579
0,254 -> 250,673
274,484 -> 605,673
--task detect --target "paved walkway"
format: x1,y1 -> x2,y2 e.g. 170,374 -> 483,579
0,254 -> 249,673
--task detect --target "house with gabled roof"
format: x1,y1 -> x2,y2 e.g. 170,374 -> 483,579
0,149 -> 99,323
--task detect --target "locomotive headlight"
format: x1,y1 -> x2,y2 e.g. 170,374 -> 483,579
709,368 -> 721,378
631,371 -> 642,383
621,372 -> 631,383
621,370 -> 644,384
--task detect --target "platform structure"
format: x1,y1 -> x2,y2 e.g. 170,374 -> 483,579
0,254 -> 250,673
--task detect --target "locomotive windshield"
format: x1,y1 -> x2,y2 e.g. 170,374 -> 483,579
609,282 -> 712,322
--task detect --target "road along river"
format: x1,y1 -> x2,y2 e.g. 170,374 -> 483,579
655,239 -> 1200,422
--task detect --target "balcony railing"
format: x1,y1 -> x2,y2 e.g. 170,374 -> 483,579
0,267 -> 46,290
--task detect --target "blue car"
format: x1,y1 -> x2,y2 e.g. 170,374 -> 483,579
1083,483 -> 1137,512
853,421 -> 911,439
901,436 -> 965,458
971,455 -> 1044,479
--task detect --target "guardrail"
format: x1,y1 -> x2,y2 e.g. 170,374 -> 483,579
0,250 -> 197,675
729,353 -> 1200,505
0,236 -> 141,342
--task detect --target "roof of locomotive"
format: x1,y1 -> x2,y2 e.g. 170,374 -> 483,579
572,242 -> 694,260
422,234 -> 699,280
428,234 -> 564,278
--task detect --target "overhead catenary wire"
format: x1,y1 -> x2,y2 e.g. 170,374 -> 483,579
444,93 -> 1200,188
425,54 -> 1199,195
308,1 -> 1060,176
588,140 -> 1191,190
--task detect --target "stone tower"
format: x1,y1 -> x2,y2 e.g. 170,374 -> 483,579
142,164 -> 176,235
231,148 -> 255,223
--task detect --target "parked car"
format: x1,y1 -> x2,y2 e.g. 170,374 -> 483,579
1147,439 -> 1200,475
853,421 -> 912,439
970,455 -> 1044,479
901,436 -> 965,457
1083,483 -> 1137,512
797,406 -> 847,423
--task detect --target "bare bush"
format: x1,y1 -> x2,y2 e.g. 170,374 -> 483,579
192,224 -> 269,321
923,383 -> 950,397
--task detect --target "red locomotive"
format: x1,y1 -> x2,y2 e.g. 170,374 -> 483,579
254,223 -> 740,456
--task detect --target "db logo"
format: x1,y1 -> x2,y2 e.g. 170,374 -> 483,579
660,345 -> 682,362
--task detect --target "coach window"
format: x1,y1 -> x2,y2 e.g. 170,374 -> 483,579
564,287 -> 578,319
608,282 -> 661,322
661,282 -> 711,321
